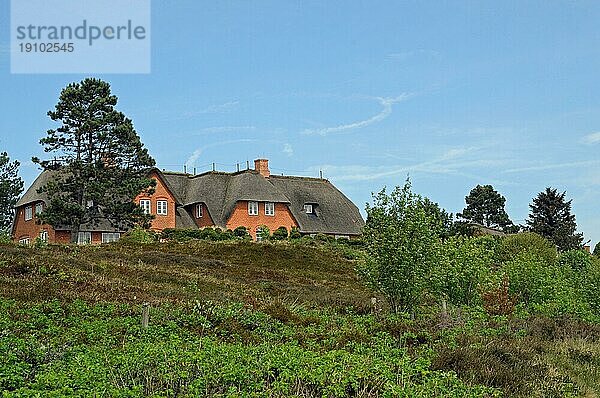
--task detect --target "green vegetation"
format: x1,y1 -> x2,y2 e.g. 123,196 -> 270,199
0,151 -> 23,232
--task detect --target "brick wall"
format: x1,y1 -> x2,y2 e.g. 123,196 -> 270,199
135,171 -> 177,231
191,203 -> 215,228
12,201 -> 58,243
226,201 -> 298,239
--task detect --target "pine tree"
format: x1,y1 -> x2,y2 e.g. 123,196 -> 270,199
0,152 -> 24,232
457,184 -> 514,232
527,188 -> 583,251
33,78 -> 156,242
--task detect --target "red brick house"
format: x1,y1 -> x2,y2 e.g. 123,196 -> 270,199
12,159 -> 364,243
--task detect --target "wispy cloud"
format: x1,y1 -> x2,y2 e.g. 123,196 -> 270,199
504,160 -> 600,173
282,143 -> 293,157
301,94 -> 412,136
582,132 -> 600,145
160,100 -> 240,121
194,126 -> 255,134
185,139 -> 256,169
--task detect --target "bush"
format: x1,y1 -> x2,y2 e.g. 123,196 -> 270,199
289,227 -> 302,240
0,230 -> 11,244
256,225 -> 270,242
558,249 -> 592,271
271,227 -> 288,240
359,180 -> 442,313
233,226 -> 251,240
498,232 -> 557,266
121,226 -> 157,244
434,236 -> 496,306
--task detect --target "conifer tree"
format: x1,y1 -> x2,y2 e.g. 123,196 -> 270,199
33,78 -> 155,242
0,152 -> 24,232
527,188 -> 583,251
457,184 -> 514,232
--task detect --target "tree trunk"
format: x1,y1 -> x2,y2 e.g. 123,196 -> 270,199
70,225 -> 80,244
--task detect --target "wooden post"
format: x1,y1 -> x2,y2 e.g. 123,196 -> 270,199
142,302 -> 149,329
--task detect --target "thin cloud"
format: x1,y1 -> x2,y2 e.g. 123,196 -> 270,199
160,101 -> 240,121
185,139 -> 256,169
283,143 -> 293,157
582,132 -> 600,145
194,126 -> 255,134
301,94 -> 412,136
504,160 -> 600,173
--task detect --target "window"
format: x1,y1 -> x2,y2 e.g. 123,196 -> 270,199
77,232 -> 92,245
39,230 -> 48,242
86,200 -> 94,209
35,203 -> 43,216
335,235 -> 350,240
140,199 -> 151,214
248,201 -> 259,216
19,237 -> 30,245
196,203 -> 203,218
157,200 -> 168,215
265,202 -> 275,216
102,232 -> 121,243
25,206 -> 33,221
303,204 -> 313,214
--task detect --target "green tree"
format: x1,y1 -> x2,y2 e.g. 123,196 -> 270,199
421,197 -> 454,239
33,78 -> 156,242
0,152 -> 24,232
359,180 -> 442,313
593,243 -> 600,257
458,184 -> 514,232
526,188 -> 583,252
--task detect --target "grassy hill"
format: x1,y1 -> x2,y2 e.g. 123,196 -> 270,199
0,241 -> 599,397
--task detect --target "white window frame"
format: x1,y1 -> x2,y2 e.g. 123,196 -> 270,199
101,232 -> 121,243
19,237 -> 30,245
156,200 -> 168,216
196,203 -> 203,218
303,204 -> 313,214
248,201 -> 259,216
335,235 -> 350,240
35,203 -> 43,216
77,232 -> 92,245
24,206 -> 33,221
39,230 -> 48,242
140,199 -> 151,215
265,202 -> 275,216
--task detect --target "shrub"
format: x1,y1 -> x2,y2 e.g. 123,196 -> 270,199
233,226 -> 251,240
359,180 -> 442,313
434,236 -> 496,306
271,226 -> 288,240
481,277 -> 518,316
121,226 -> 157,244
289,227 -> 302,240
498,232 -> 557,266
557,249 -> 592,271
256,225 -> 270,241
0,230 -> 11,244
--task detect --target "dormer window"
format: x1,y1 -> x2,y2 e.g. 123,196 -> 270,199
157,200 -> 168,215
35,203 -> 43,215
303,204 -> 314,214
196,203 -> 203,218
248,201 -> 259,216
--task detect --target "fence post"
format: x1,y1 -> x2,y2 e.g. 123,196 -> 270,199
142,302 -> 150,329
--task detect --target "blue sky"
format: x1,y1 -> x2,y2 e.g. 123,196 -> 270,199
1,1 -> 600,248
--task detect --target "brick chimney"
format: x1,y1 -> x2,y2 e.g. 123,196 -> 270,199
254,158 -> 270,177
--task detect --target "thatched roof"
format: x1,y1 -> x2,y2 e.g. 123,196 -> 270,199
162,170 -> 364,235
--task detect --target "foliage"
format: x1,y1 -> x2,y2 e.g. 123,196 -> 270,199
558,249 -> 593,272
593,243 -> 600,257
420,197 -> 455,239
271,226 -> 289,240
433,236 -> 496,306
0,151 -> 24,232
497,232 -> 558,266
120,226 -> 157,244
481,277 -> 518,316
457,184 -> 515,232
289,226 -> 302,239
33,78 -> 156,242
527,187 -> 583,252
360,180 -> 442,313
233,226 -> 251,239
257,225 -> 270,241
